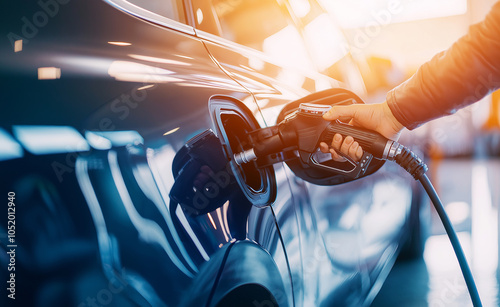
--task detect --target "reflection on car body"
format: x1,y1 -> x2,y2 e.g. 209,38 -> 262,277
0,0 -> 421,306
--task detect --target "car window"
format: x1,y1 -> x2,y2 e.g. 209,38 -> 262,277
190,0 -> 222,35
286,0 -> 366,93
191,0 -> 314,71
125,0 -> 186,23
288,0 -> 349,71
212,0 -> 291,52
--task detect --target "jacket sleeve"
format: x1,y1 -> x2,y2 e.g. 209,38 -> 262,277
386,1 -> 500,130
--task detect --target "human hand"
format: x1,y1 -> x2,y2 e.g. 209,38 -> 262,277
319,101 -> 405,162
319,134 -> 363,162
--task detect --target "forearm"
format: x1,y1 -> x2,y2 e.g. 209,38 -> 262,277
387,1 -> 500,130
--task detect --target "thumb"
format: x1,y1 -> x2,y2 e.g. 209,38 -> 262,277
322,105 -> 359,121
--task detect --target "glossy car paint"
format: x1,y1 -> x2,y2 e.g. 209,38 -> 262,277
0,0 -> 414,306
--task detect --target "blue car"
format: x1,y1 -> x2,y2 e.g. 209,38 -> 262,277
0,0 -> 424,306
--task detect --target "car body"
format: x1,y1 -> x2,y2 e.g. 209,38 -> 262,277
0,0 -> 419,306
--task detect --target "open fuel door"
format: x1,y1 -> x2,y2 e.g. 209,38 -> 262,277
208,96 -> 277,207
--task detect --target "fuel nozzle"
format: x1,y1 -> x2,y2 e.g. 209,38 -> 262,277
235,103 -> 328,165
233,102 -> 403,182
320,120 -> 402,161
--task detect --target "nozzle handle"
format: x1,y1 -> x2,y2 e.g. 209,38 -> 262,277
321,121 -> 395,160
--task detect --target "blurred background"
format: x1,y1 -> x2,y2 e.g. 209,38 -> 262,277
2,0 -> 499,305
323,0 -> 500,158
319,0 -> 500,305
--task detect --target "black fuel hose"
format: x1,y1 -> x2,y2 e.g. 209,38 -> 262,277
418,173 -> 482,306
394,146 -> 482,307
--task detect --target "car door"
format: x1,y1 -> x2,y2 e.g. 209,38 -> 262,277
71,1 -> 295,306
0,0 -> 290,306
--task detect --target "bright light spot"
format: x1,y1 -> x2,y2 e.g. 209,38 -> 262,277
85,131 -> 112,150
38,67 -> 61,80
14,40 -> 22,52
14,125 -> 89,155
248,57 -> 265,71
257,99 -> 270,108
54,56 -> 112,75
338,204 -> 362,229
137,84 -> 155,91
175,54 -> 194,60
216,205 -> 230,242
263,25 -> 313,71
0,128 -> 23,161
109,61 -> 174,75
175,205 -> 210,261
304,14 -> 348,71
424,232 -> 471,273
108,41 -> 132,46
90,131 -> 144,147
289,0 -> 311,18
163,127 -> 180,136
445,201 -> 470,225
207,213 -> 217,230
321,0 -> 467,28
108,61 -> 184,83
316,78 -> 335,91
196,8 -> 204,25
128,54 -> 191,66
471,163 -> 497,273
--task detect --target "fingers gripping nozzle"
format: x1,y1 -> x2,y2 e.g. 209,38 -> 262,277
233,103 -> 392,182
